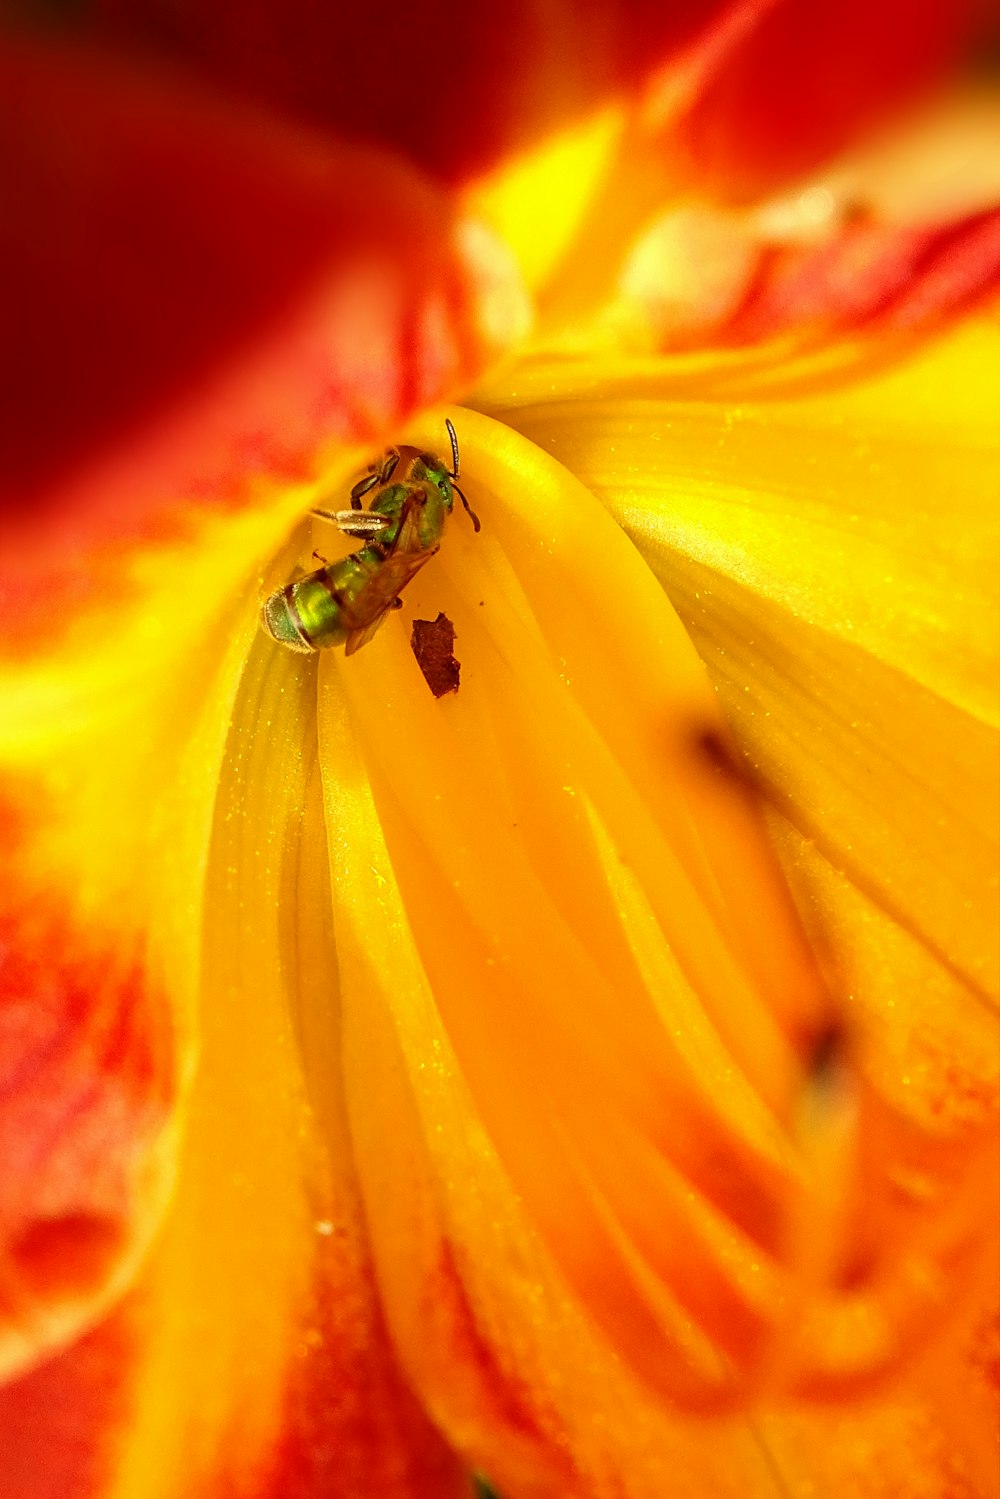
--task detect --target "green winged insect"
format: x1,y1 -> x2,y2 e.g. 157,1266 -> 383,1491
261,419 -> 479,656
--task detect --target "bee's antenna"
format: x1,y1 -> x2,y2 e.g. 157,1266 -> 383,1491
445,417 -> 461,479
452,481 -> 481,533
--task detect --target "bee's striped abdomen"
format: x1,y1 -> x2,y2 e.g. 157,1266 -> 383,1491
260,469 -> 464,657
261,547 -> 385,652
261,582 -> 317,652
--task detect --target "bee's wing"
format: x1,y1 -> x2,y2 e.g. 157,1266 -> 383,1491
342,607 -> 394,657
341,492 -> 438,656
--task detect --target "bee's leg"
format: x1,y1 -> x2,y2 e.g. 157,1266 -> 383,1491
452,481 -> 481,533
331,510 -> 393,539
350,471 -> 381,508
349,448 -> 399,507
379,449 -> 401,484
391,597 -> 404,610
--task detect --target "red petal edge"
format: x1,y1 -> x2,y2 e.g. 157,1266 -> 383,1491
0,788 -> 174,1383
0,37 -> 523,652
671,0 -> 989,200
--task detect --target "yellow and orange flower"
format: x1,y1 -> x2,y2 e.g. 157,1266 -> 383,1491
1,3 -> 997,1497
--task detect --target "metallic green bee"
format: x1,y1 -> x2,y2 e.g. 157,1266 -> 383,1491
261,419 -> 479,656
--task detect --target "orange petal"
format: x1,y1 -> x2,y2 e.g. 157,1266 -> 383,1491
0,519 -> 257,1388
498,79 -> 1000,360
0,36 -> 526,657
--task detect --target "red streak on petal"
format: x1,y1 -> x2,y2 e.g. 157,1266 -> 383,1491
635,203 -> 1000,353
0,1222 -> 467,1499
259,1238 -> 466,1499
401,1241 -> 583,1494
888,210 -> 1000,330
726,208 -> 1000,344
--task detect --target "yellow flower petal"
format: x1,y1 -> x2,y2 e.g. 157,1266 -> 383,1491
477,318 -> 999,1020
5,294 -> 995,1494
103,634 -> 464,1498
466,322 -> 998,1487
134,403 -> 965,1499
464,106 -> 628,296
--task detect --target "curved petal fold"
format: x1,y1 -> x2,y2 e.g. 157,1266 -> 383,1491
248,407 -> 997,1495
0,616 -> 468,1498
462,320 -> 997,1489
485,319 -> 999,1013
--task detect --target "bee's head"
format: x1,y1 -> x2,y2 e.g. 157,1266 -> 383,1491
408,423 -> 480,533
416,453 -> 454,514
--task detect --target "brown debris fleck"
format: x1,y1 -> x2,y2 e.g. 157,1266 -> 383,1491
411,612 -> 461,698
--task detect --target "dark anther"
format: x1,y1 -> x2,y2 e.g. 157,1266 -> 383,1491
804,1018 -> 848,1084
690,724 -> 754,789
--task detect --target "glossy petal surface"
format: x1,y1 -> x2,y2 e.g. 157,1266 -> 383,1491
477,321 -> 999,1021
462,324 -> 1000,1493
1,5 -> 997,1494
